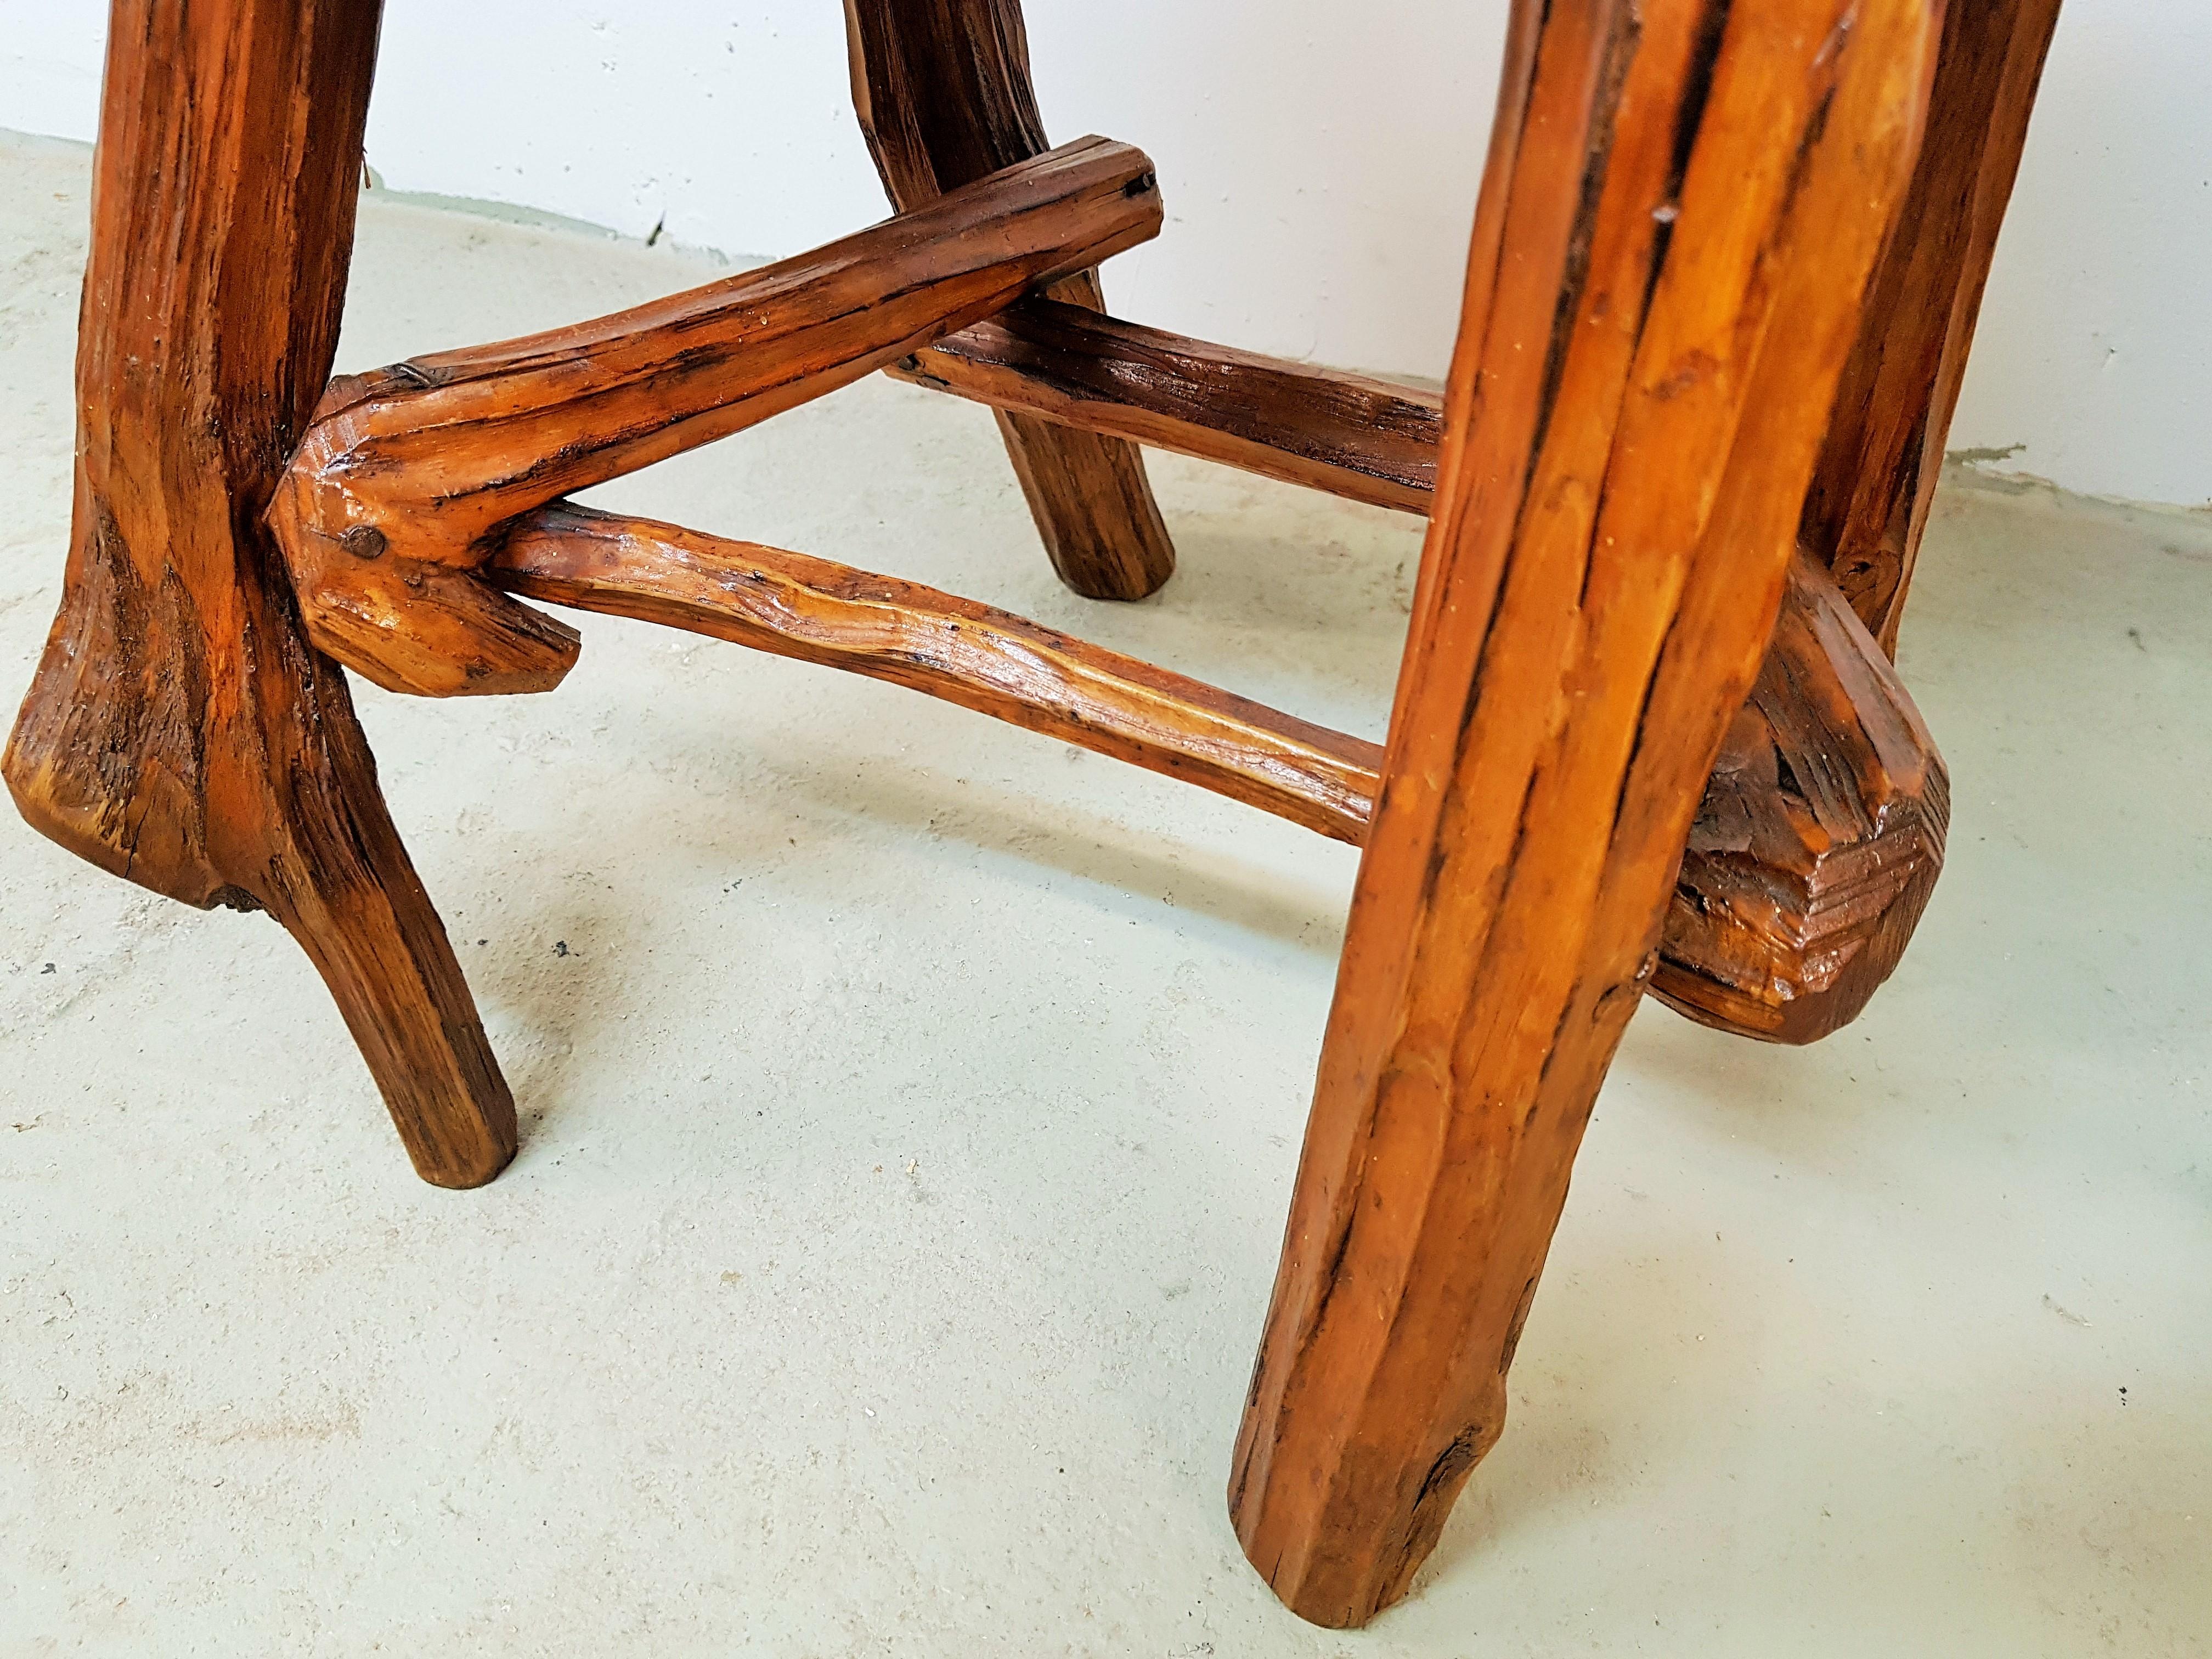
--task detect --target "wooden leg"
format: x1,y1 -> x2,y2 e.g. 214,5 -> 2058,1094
1228,0 -> 1938,1626
2,0 -> 516,1189
844,0 -> 1177,601
1802,0 -> 2063,653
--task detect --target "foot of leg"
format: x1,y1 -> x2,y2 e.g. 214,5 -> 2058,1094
4,0 -> 515,1188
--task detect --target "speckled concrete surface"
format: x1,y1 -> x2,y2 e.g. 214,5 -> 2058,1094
2,132 -> 2206,1657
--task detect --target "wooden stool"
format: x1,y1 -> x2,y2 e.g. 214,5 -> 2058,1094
5,0 -> 2057,1628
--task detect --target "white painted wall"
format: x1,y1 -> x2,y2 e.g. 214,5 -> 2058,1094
3,1 -> 2205,505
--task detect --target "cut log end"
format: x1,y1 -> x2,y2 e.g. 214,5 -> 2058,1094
1651,551 -> 1949,1044
276,505 -> 583,699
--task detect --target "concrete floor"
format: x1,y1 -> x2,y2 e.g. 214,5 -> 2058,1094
1,130 -> 2206,1657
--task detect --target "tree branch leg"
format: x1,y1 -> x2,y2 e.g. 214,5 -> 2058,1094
3,0 -> 515,1188
1228,0 -> 1938,1623
845,0 -> 1177,600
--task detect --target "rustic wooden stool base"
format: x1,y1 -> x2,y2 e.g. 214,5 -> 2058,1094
8,0 -> 2056,1627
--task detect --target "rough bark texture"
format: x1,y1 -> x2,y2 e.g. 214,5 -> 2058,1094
1228,0 -> 1938,1626
3,0 -> 516,1188
845,0 -> 1177,600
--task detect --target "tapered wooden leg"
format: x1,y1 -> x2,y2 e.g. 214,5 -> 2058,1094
844,0 -> 1177,601
1803,0 -> 2062,653
1228,0 -> 1938,1627
3,0 -> 516,1189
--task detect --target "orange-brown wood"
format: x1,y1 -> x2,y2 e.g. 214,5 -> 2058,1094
8,0 -> 2032,1623
2,0 -> 516,1188
845,0 -> 1177,601
1228,0 -> 1938,1626
1654,550 -> 1950,1043
270,136 -> 1162,698
489,507 -> 1940,1046
1804,0 -> 2063,652
898,303 -> 1947,1042
491,504 -> 1381,840
895,300 -> 1445,514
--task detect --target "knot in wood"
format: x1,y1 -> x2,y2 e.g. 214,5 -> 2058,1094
338,524 -> 388,560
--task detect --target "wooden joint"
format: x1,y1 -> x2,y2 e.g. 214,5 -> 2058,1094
844,0 -> 1180,601
268,136 -> 1162,696
890,303 -> 1950,1043
258,100 -> 1942,1046
1651,549 -> 1951,1043
482,506 -> 1940,1048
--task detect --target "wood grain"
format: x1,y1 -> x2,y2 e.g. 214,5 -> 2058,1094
1229,0 -> 1938,1626
1652,551 -> 1949,1041
895,300 -> 1444,514
270,134 -> 1162,698
846,0 -> 1177,601
3,0 -> 2000,1620
490,506 -> 1939,1051
490,504 -> 1380,840
3,0 -> 516,1188
900,300 -> 1945,1041
1803,0 -> 2062,651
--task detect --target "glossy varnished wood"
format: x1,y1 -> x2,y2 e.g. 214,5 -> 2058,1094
2,0 -> 515,1187
896,300 -> 1444,514
1804,0 -> 2062,651
10,0 -> 2041,1623
270,136 -> 1162,698
845,0 -> 1177,601
898,300 -> 1945,1041
489,506 -> 1942,1047
492,504 -> 1381,841
1229,0 -> 1938,1625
